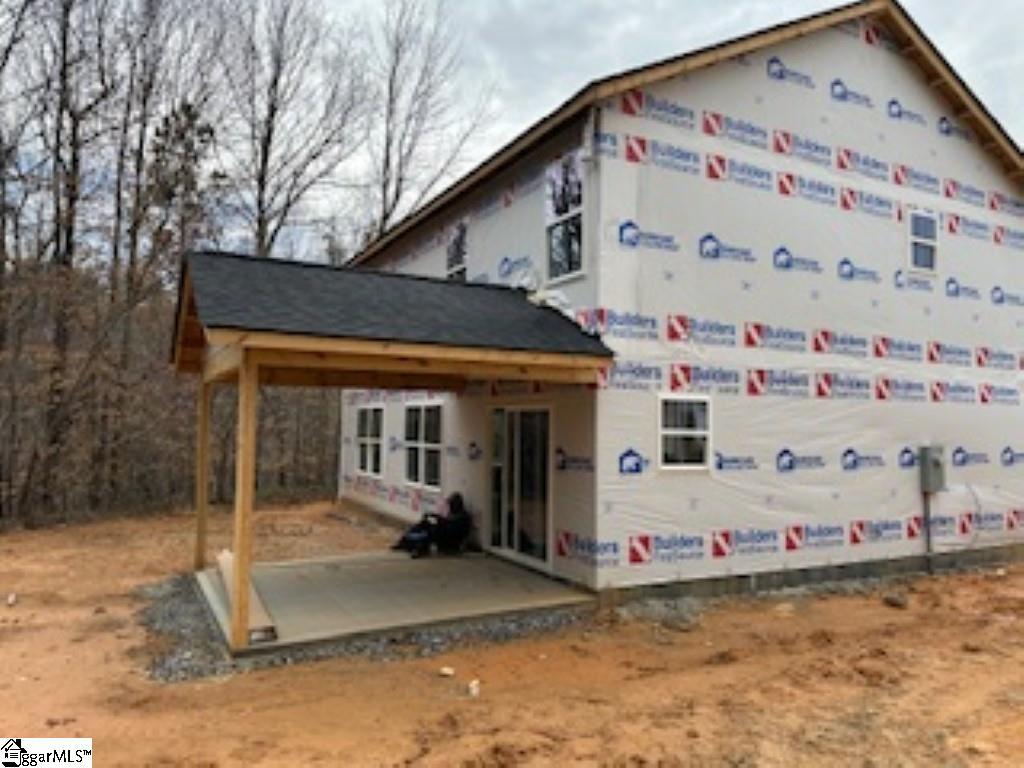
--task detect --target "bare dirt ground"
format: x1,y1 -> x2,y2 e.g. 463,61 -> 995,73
1,500 -> 1023,767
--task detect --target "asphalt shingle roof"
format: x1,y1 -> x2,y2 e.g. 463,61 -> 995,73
185,251 -> 611,358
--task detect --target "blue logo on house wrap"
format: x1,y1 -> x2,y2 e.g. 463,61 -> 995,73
841,448 -> 886,471
602,310 -> 659,340
991,286 -> 1024,307
773,246 -> 822,274
733,528 -> 780,555
898,447 -> 918,469
594,131 -> 618,158
648,140 -> 701,174
699,233 -> 755,263
776,448 -> 826,473
952,447 -> 989,467
887,98 -> 927,125
607,361 -> 662,390
893,269 -> 934,293
618,220 -> 679,251
945,277 -> 981,301
650,533 -> 706,562
1002,446 -> 1024,467
714,452 -> 758,471
830,78 -> 873,108
724,158 -> 773,191
644,93 -> 697,129
497,255 -> 533,280
937,115 -> 971,141
765,56 -> 815,88
837,258 -> 881,283
618,448 -> 648,475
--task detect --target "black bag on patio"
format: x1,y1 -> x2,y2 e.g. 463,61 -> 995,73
391,493 -> 473,558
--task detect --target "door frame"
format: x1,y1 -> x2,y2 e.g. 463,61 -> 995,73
484,401 -> 555,574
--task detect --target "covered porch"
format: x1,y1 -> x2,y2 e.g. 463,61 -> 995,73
196,552 -> 592,650
171,251 -> 611,652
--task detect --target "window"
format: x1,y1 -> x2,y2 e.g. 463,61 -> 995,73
659,396 -> 711,469
356,407 -> 383,476
446,220 -> 467,282
405,404 -> 442,488
909,210 -> 937,272
545,151 -> 584,280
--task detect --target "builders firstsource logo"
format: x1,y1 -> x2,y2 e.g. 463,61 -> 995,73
711,528 -> 780,557
874,335 -> 923,362
623,135 -> 701,175
603,361 -> 662,391
850,518 -> 902,545
930,381 -> 977,404
772,129 -> 831,166
702,109 -> 769,150
705,154 -> 773,191
944,177 -> 986,207
839,187 -> 899,219
892,162 -> 940,194
836,146 -> 888,181
669,363 -> 742,395
628,533 -> 705,565
979,383 -> 1021,406
785,523 -> 845,551
744,321 -> 806,352
927,341 -> 972,367
748,369 -> 810,398
975,346 -> 1017,370
765,56 -> 816,89
945,213 -> 990,240
577,308 -> 658,341
874,376 -> 927,402
777,172 -> 837,206
812,329 -> 869,357
815,372 -> 872,400
665,313 -> 737,346
555,530 -> 620,568
619,88 -> 696,130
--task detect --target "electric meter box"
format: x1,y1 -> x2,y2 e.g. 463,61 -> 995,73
918,445 -> 946,494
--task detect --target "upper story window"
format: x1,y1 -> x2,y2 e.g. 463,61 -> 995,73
545,150 -> 583,280
909,209 -> 938,273
446,220 -> 467,282
356,406 -> 383,476
405,404 -> 442,488
659,395 -> 711,470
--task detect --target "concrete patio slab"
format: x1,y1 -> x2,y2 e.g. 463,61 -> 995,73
196,552 -> 593,653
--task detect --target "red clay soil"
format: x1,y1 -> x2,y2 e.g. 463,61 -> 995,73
1,500 -> 1022,766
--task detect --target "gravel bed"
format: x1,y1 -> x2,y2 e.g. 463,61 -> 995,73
135,573 -> 593,682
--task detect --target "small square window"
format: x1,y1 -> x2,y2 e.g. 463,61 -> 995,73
659,396 -> 711,469
911,242 -> 935,271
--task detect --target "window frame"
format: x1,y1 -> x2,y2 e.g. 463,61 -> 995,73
446,220 -> 468,282
404,403 -> 443,489
356,405 -> 384,478
907,208 -> 938,275
545,151 -> 584,283
657,393 -> 712,472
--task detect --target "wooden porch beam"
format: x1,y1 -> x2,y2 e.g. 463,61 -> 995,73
206,329 -> 609,371
194,381 -> 212,571
203,343 -> 243,383
249,348 -> 601,385
229,351 -> 258,651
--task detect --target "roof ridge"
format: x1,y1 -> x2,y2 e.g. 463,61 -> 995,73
187,250 -> 526,294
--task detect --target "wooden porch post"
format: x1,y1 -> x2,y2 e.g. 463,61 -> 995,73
194,381 -> 212,571
229,352 -> 259,650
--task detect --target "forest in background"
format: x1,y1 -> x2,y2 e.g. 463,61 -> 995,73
0,0 -> 484,525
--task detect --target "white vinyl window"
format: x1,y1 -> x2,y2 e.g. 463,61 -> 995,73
356,406 -> 383,476
405,404 -> 442,488
909,209 -> 938,273
659,395 -> 711,470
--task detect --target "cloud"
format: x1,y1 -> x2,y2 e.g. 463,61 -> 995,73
451,0 -> 1022,163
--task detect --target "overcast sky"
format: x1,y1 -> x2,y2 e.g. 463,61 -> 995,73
443,0 -> 1022,168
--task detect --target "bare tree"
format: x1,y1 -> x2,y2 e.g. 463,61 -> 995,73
216,0 -> 365,259
361,0 -> 487,241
